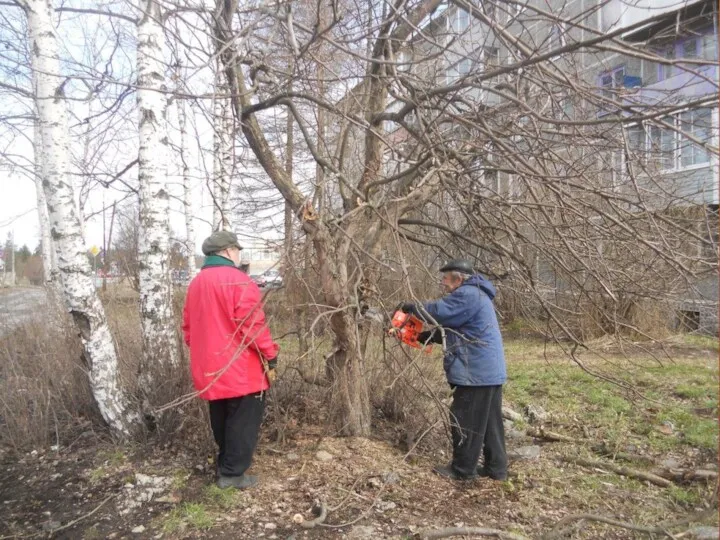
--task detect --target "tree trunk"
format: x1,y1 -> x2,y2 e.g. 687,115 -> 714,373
177,98 -> 197,277
33,119 -> 54,284
137,0 -> 180,394
326,310 -> 371,437
23,0 -> 139,438
212,65 -> 232,231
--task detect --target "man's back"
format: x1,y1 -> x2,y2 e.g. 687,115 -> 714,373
183,265 -> 278,400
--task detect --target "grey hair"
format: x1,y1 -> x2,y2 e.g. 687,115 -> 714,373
446,271 -> 470,282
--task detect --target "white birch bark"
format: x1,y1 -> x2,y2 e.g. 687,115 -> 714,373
137,0 -> 180,387
177,99 -> 197,276
22,0 -> 139,438
33,119 -> 54,284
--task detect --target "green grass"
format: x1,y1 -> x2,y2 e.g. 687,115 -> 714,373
203,484 -> 239,509
682,334 -> 719,351
668,485 -> 704,507
504,340 -> 719,454
161,503 -> 214,533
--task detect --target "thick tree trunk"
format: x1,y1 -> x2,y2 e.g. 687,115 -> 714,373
136,0 -> 180,394
23,0 -> 139,438
326,311 -> 372,437
177,99 -> 197,277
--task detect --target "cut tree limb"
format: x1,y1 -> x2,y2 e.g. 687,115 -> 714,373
527,427 -> 582,443
502,407 -> 522,422
417,527 -> 530,539
561,456 -> 672,487
653,468 -> 718,484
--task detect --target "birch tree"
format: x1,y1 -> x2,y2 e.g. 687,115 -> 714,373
32,119 -> 54,284
177,98 -> 198,276
136,0 -> 180,394
19,0 -> 139,438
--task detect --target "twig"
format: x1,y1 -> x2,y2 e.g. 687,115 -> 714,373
403,419 -> 441,460
543,513 -> 676,539
319,483 -> 386,528
527,427 -> 581,443
49,494 -> 116,537
561,456 -> 672,487
417,526 -> 530,539
329,477 -> 365,511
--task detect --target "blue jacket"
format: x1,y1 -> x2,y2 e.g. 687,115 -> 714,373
410,275 -> 506,386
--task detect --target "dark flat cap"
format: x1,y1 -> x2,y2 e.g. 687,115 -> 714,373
201,230 -> 242,255
439,258 -> 474,274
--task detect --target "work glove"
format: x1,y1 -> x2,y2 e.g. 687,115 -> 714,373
397,302 -> 415,314
418,329 -> 443,344
265,356 -> 278,384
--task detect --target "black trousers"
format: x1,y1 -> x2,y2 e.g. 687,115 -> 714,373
450,385 -> 507,478
208,392 -> 265,477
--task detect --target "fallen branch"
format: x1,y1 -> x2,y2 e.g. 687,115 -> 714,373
561,456 -> 672,487
416,526 -> 530,539
654,468 -> 718,484
543,513 -> 676,539
591,443 -> 655,466
527,427 -> 581,443
502,407 -> 522,422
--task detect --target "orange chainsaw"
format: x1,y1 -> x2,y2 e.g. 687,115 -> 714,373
389,310 -> 433,353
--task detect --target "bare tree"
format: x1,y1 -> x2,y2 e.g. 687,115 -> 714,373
210,0 -> 718,435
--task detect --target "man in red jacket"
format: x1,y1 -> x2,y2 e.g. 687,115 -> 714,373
182,231 -> 279,490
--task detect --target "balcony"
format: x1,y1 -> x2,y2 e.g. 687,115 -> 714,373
634,64 -> 718,106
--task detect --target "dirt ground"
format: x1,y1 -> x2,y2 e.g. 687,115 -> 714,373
1,419 -> 716,539
1,337 -> 718,539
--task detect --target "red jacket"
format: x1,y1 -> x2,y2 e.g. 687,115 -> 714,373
182,259 -> 279,400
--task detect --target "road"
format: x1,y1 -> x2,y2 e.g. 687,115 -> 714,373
0,287 -> 48,339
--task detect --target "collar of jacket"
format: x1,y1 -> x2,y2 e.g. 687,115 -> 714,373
202,255 -> 238,269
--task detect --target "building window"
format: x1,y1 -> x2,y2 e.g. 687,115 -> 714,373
649,119 -> 675,171
702,34 -> 718,61
447,58 -> 472,84
630,108 -> 714,172
599,66 -> 625,99
682,38 -> 698,59
658,45 -> 675,80
483,169 -> 499,193
679,108 -> 711,167
452,8 -> 470,33
627,124 -> 647,163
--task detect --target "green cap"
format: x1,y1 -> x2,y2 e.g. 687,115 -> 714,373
201,231 -> 242,255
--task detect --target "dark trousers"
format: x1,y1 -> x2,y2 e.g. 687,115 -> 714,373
450,385 -> 507,478
208,392 -> 265,477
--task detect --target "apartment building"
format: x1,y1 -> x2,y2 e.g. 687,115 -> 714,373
383,0 -> 718,333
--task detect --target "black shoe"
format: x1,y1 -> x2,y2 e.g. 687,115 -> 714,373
432,464 -> 476,481
217,474 -> 258,490
476,466 -> 507,481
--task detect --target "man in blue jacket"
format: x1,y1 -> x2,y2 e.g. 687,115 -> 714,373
400,259 -> 508,481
